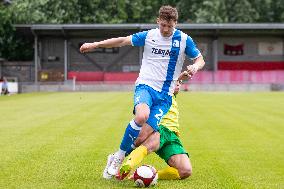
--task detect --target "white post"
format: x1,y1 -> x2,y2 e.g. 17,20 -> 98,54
72,76 -> 76,91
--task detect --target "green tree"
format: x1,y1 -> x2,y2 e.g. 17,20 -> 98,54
8,0 -> 284,24
272,0 -> 284,22
0,4 -> 14,59
194,0 -> 227,23
10,0 -> 81,23
194,0 -> 259,23
0,3 -> 33,60
225,0 -> 258,23
175,0 -> 203,23
251,0 -> 284,22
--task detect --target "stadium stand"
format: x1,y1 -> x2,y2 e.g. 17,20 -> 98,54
2,24 -> 284,92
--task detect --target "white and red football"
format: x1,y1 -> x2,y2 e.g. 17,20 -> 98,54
133,165 -> 158,187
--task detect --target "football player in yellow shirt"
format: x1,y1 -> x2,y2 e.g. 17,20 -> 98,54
118,76 -> 192,180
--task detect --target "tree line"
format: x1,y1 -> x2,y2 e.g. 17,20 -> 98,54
1,0 -> 283,60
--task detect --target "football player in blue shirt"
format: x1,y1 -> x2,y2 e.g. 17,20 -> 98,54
80,5 -> 205,178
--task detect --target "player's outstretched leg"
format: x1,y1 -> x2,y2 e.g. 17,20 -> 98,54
107,151 -> 124,176
103,153 -> 115,179
158,154 -> 192,180
117,131 -> 159,180
157,166 -> 181,180
109,102 -> 151,176
117,145 -> 148,180
108,119 -> 142,175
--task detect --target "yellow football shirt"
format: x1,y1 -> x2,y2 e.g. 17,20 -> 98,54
159,96 -> 180,136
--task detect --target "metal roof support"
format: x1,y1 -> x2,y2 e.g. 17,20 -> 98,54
139,46 -> 143,65
0,58 -> 3,77
31,30 -> 38,84
64,39 -> 68,81
23,23 -> 284,36
61,28 -> 69,81
212,37 -> 218,84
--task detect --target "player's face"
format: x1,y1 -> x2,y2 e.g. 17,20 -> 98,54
157,18 -> 177,37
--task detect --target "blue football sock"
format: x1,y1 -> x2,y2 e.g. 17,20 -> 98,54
119,119 -> 141,156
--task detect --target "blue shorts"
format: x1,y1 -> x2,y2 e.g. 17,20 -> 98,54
133,84 -> 172,131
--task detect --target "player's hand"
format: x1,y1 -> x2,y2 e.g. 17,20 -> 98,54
187,64 -> 199,75
178,70 -> 193,81
80,42 -> 98,53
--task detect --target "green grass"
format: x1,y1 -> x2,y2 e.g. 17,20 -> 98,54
0,92 -> 283,189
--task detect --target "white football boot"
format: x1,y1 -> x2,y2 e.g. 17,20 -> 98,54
107,153 -> 124,176
103,154 -> 115,179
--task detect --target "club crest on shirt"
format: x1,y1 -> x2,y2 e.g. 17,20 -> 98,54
173,40 -> 180,48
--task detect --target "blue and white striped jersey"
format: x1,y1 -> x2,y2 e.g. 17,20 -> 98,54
131,28 -> 201,95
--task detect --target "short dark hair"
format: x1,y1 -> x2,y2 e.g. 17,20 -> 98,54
158,5 -> 178,22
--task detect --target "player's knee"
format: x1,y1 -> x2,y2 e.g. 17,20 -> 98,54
134,114 -> 149,125
179,167 -> 192,179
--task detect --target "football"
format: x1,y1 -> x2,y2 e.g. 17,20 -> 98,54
133,165 -> 158,187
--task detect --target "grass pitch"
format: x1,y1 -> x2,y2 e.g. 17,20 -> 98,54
0,92 -> 283,189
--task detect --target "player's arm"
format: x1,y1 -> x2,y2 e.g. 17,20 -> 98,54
185,35 -> 206,75
187,55 -> 205,75
80,36 -> 132,53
